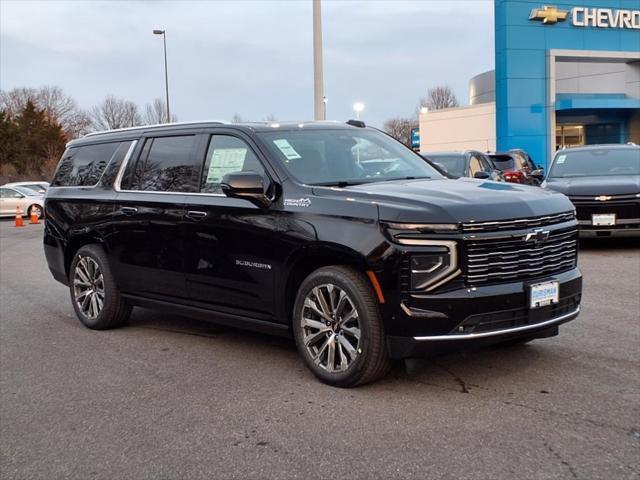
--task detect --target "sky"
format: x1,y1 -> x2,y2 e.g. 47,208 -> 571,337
0,0 -> 495,128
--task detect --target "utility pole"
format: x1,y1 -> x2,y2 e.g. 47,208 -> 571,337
313,0 -> 325,120
153,29 -> 171,122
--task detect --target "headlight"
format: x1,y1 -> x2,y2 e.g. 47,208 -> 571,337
408,240 -> 460,291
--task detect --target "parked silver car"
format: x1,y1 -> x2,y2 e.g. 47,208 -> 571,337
0,185 -> 45,218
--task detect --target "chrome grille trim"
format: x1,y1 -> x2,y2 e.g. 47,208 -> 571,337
461,211 -> 575,232
463,227 -> 578,285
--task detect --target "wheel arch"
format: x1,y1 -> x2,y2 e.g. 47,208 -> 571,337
281,243 -> 371,328
64,234 -> 110,279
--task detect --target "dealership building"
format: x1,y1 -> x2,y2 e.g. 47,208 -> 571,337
419,0 -> 640,169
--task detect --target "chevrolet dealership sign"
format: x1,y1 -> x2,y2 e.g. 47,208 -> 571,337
529,5 -> 640,29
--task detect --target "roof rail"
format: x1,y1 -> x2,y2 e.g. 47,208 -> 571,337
84,120 -> 228,138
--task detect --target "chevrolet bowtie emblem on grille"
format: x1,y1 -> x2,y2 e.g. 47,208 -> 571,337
529,5 -> 569,24
525,228 -> 550,244
595,195 -> 611,201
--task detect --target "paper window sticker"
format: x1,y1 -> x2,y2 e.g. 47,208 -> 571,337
205,148 -> 247,184
273,139 -> 302,160
556,155 -> 566,164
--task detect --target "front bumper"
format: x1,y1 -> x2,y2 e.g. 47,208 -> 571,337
386,267 -> 582,358
578,223 -> 640,238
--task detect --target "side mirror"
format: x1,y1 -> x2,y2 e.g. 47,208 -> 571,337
221,171 -> 273,208
473,171 -> 491,179
531,168 -> 544,179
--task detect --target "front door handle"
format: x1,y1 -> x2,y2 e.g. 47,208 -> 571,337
185,210 -> 207,221
120,206 -> 138,215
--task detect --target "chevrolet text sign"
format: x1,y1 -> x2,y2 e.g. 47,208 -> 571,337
529,5 -> 640,29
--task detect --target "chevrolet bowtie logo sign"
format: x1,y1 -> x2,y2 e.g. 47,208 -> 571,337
525,228 -> 550,245
595,195 -> 612,201
529,5 -> 569,24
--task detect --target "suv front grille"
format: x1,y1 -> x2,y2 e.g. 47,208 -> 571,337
461,211 -> 575,233
568,196 -> 640,221
463,227 -> 578,285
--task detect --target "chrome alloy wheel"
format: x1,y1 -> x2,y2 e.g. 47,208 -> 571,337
73,256 -> 105,320
301,284 -> 361,372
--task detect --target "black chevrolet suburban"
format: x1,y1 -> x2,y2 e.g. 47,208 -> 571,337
542,144 -> 640,238
44,121 -> 582,387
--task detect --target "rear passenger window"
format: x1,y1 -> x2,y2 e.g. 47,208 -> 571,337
127,135 -> 199,192
52,142 -> 123,186
201,135 -> 265,194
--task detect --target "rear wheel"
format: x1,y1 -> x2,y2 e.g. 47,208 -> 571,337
27,204 -> 43,218
69,245 -> 131,330
292,266 -> 391,387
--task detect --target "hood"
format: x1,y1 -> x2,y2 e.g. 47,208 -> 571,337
312,178 -> 573,223
544,175 -> 640,197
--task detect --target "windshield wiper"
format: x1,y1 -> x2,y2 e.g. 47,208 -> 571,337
371,176 -> 431,183
309,181 -> 367,187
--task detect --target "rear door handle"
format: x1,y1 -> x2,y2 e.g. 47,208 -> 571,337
120,207 -> 138,215
185,210 -> 207,221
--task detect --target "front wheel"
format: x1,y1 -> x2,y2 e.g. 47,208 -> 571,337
292,266 -> 391,387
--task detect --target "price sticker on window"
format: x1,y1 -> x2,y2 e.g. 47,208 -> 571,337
205,148 -> 247,184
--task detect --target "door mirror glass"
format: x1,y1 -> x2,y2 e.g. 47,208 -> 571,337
473,171 -> 491,179
221,171 -> 272,208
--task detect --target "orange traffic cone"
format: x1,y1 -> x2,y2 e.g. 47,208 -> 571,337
30,207 -> 40,224
14,207 -> 24,227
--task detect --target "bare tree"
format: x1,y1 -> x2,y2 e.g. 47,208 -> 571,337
143,98 -> 177,125
417,85 -> 459,112
0,86 -> 90,138
231,113 -> 243,123
383,117 -> 417,147
89,96 -> 142,131
264,114 -> 277,122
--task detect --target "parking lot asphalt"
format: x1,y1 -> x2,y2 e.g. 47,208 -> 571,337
0,219 -> 639,480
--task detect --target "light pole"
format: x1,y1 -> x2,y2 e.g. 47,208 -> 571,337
353,102 -> 365,120
153,29 -> 170,123
313,0 -> 325,120
322,96 -> 328,120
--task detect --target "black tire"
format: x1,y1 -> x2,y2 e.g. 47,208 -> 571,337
292,266 -> 391,387
68,244 -> 131,330
27,204 -> 43,219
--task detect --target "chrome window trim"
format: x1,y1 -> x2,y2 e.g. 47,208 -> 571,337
413,306 -> 580,341
113,140 -> 139,191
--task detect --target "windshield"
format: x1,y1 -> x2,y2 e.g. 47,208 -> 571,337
548,148 -> 640,178
257,128 -> 442,185
12,186 -> 42,197
424,154 -> 466,178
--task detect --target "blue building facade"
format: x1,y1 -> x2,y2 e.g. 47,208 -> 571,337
495,0 -> 640,169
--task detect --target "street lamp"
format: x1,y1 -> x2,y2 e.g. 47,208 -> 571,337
153,29 -> 170,123
353,102 -> 365,120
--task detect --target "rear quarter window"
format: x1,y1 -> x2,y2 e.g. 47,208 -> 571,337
52,142 -> 129,187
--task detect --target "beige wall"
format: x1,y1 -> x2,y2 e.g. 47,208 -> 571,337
419,102 -> 496,153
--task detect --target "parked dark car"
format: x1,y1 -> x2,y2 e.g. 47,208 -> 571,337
44,121 -> 582,387
422,151 -> 504,181
489,149 -> 544,186
542,144 -> 640,238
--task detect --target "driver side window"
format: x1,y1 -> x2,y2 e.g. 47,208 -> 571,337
468,156 -> 483,177
201,135 -> 265,194
0,188 -> 22,199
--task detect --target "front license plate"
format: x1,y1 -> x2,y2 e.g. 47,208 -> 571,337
592,213 -> 616,226
530,281 -> 559,309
